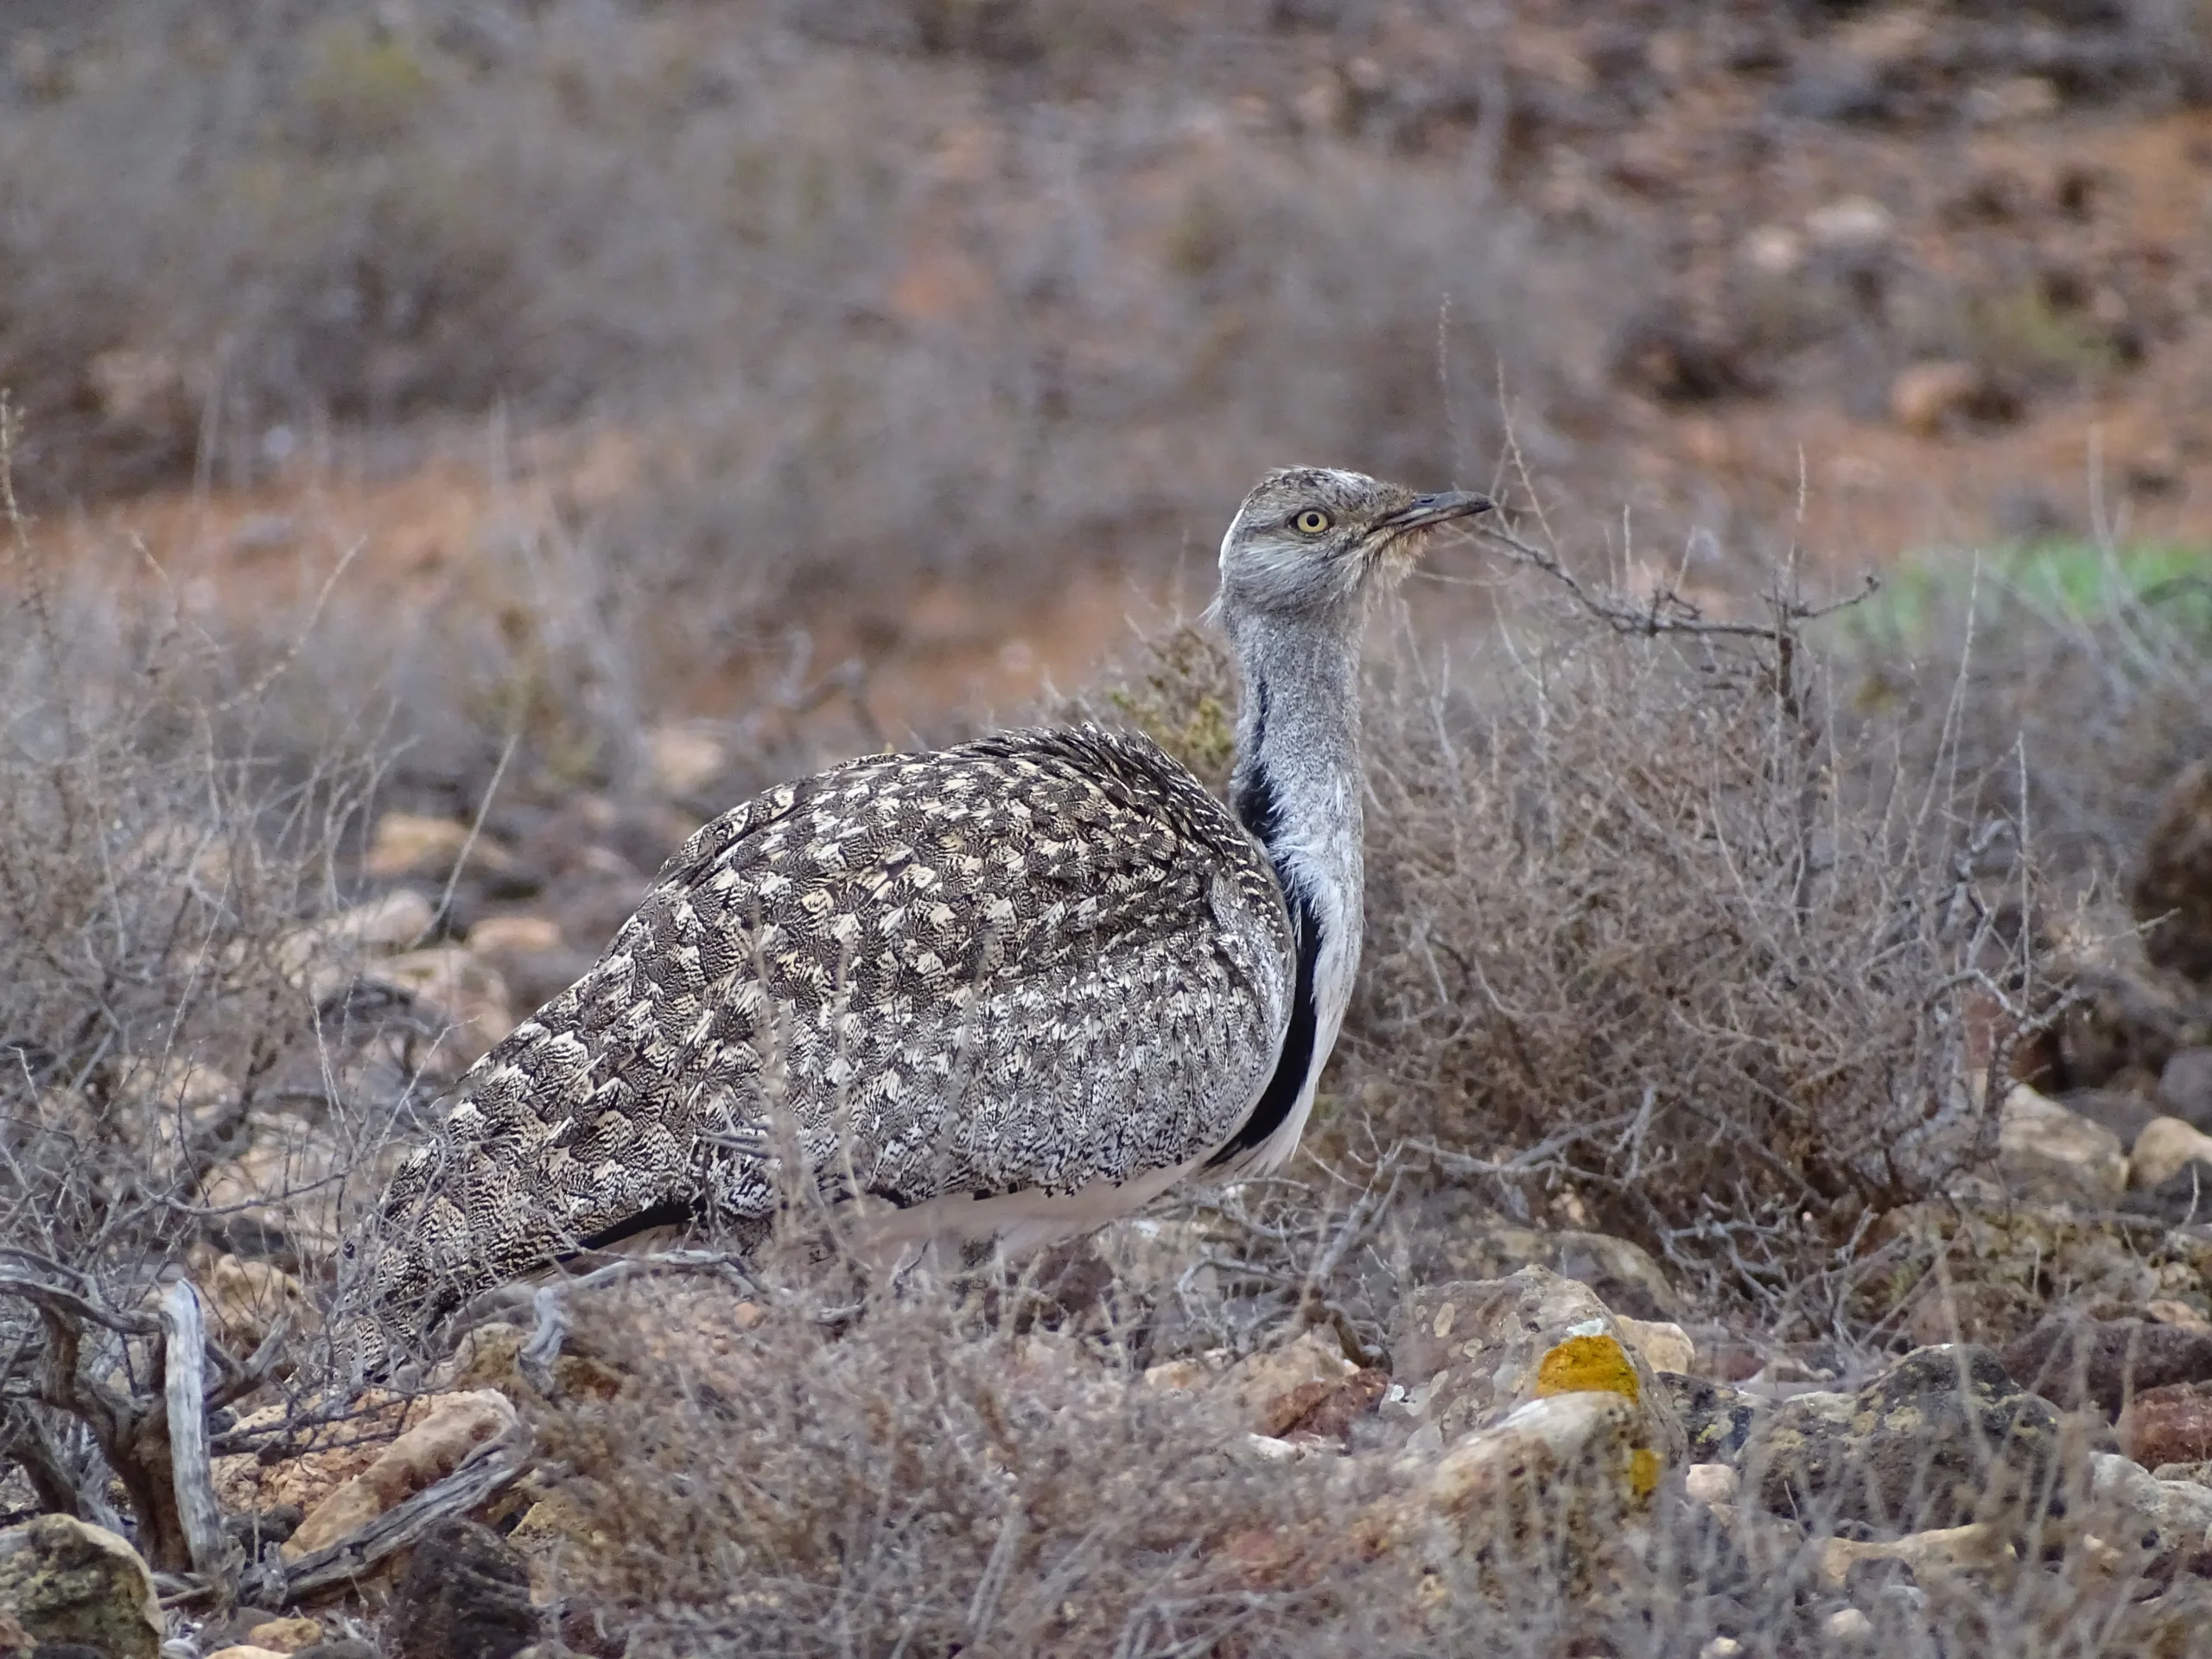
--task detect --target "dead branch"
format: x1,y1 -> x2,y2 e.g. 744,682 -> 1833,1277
158,1281 -> 236,1592
278,1427 -> 528,1602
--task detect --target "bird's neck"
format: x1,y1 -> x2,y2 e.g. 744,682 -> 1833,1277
1227,607 -> 1366,959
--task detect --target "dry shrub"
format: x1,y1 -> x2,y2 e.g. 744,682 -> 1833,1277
0,433 -> 405,1560
525,1269 -> 1357,1658
1097,557 -> 2044,1332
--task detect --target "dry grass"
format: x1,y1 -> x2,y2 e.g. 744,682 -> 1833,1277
523,1260 -> 2187,1659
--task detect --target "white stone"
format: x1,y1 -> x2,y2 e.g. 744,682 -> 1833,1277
1684,1462 -> 1739,1505
1618,1316 -> 1696,1375
2132,1116 -> 2212,1192
1998,1084 -> 2127,1205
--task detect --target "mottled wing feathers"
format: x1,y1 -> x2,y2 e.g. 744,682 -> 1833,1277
363,727 -> 1294,1336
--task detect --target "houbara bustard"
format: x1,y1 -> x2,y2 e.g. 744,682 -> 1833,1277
351,468 -> 1490,1358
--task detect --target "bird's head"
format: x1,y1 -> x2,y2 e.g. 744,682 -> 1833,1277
1214,467 -> 1492,622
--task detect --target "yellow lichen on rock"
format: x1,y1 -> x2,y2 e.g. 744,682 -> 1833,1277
1535,1332 -> 1643,1402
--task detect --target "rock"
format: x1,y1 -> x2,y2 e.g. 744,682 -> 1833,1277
1382,1193 -> 1684,1320
1355,1390 -> 1660,1597
2118,1580 -> 2212,1659
1804,194 -> 1895,251
2134,1117 -> 2212,1192
2124,1160 -> 2212,1225
370,947 -> 515,1065
2150,1300 -> 2212,1332
2053,916 -> 2207,1090
2089,1452 -> 2212,1570
1821,1606 -> 1874,1643
215,1391 -> 434,1517
244,1618 -> 324,1655
1890,361 -> 1987,435
297,888 -> 436,962
1815,1522 -> 2015,1592
1998,1084 -> 2126,1205
386,1519 -> 539,1659
204,1253 -> 315,1354
2124,1381 -> 2212,1468
0,1607 -> 26,1659
1684,1463 -> 1739,1505
0,1516 -> 162,1659
2154,1459 -> 2212,1484
207,1648 -> 289,1659
283,1389 -> 518,1559
1746,1345 -> 2072,1531
645,725 -> 729,799
1999,1311 -> 2212,1416
1618,1317 -> 1695,1374
1278,1367 -> 1389,1442
466,915 -> 565,957
2136,760 -> 2212,982
2162,1048 -> 2212,1131
1659,1374 -> 1758,1464
1213,1327 -> 1358,1436
2061,1086 -> 2165,1149
292,1645 -> 377,1659
366,812 -> 512,880
1389,1268 -> 1686,1470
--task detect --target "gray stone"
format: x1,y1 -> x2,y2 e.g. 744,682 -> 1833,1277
1382,1190 -> 1683,1321
2162,1047 -> 2212,1132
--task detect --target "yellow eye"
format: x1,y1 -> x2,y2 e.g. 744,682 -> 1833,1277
1293,509 -> 1332,535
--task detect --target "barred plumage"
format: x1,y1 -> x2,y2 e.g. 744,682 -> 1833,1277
353,467 -> 1490,1357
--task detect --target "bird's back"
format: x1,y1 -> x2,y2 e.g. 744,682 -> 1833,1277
359,726 -> 1295,1342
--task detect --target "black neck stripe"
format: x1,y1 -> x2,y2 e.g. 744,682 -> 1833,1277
1213,750 -> 1324,1168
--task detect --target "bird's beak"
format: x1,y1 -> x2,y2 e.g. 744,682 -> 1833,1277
1383,489 -> 1495,531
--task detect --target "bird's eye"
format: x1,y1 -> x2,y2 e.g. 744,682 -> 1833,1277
1293,509 -> 1332,535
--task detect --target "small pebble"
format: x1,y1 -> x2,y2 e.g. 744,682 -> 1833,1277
1824,1606 -> 1875,1643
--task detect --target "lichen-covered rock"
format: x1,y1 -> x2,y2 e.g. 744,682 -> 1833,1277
1746,1345 -> 2075,1532
1389,1267 -> 1686,1471
1998,1083 -> 2127,1205
1356,1391 -> 1659,1599
1887,1196 -> 2212,1347
2088,1452 -> 2212,1571
1658,1374 -> 1758,1464
0,1515 -> 161,1659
